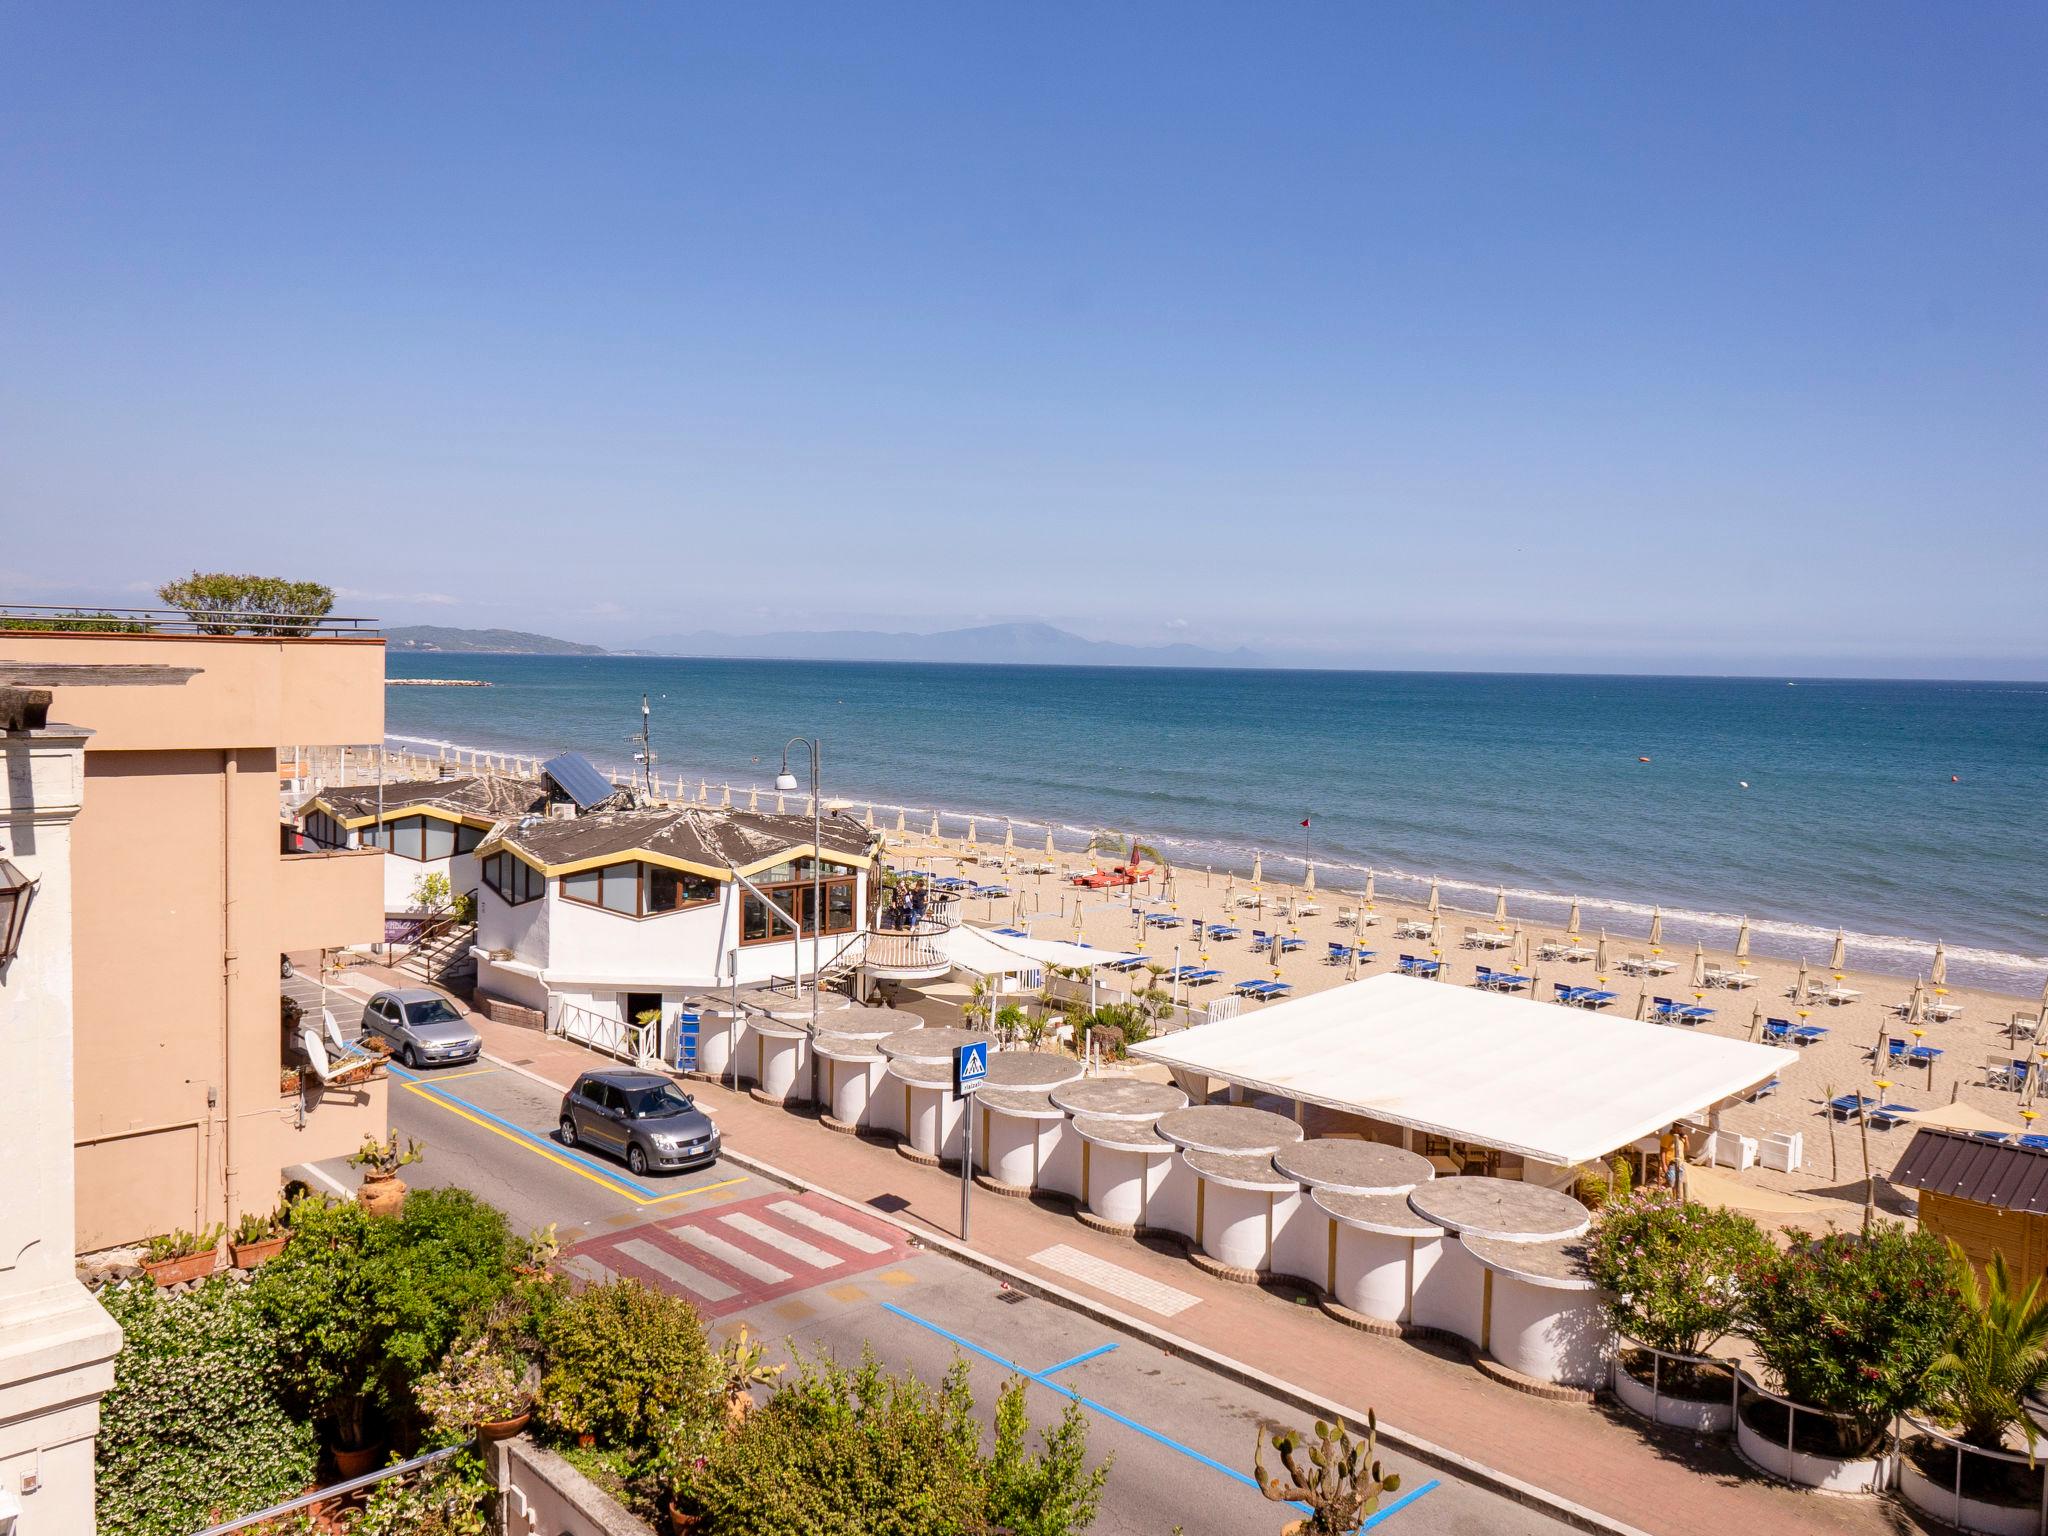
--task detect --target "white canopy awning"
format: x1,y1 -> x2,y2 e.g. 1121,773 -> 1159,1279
1130,973 -> 1795,1167
938,926 -> 1140,975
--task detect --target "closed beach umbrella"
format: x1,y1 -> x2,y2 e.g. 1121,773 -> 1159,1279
1251,852 -> 1263,886
1931,941 -> 1947,988
1364,869 -> 1376,906
1794,959 -> 1810,1005
1566,898 -> 1582,938
1512,926 -> 1528,966
967,818 -> 978,847
1749,1003 -> 1765,1040
1042,827 -> 1054,858
1595,930 -> 1609,974
896,808 -> 907,835
1004,820 -> 1015,852
1735,917 -> 1751,960
1634,990 -> 1649,1020
1494,887 -> 1508,926
865,803 -> 876,830
1347,943 -> 1361,981
721,783 -> 732,806
1830,928 -> 1847,971
748,786 -> 760,811
776,791 -> 787,814
1429,916 -> 1444,952
929,811 -> 941,840
1304,862 -> 1316,893
1691,941 -> 1706,988
1907,979 -> 1926,1027
1648,907 -> 1663,947
1426,878 -> 1440,917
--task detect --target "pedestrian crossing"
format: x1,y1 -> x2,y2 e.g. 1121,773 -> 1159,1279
562,1191 -> 909,1318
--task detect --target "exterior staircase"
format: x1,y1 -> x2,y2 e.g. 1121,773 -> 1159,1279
398,919 -> 477,990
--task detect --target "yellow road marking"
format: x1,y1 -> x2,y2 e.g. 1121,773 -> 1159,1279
398,1082 -> 744,1207
410,1066 -> 497,1084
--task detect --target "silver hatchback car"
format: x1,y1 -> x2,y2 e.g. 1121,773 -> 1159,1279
360,988 -> 482,1070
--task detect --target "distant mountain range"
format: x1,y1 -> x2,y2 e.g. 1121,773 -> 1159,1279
641,622 -> 1265,668
386,625 -> 606,655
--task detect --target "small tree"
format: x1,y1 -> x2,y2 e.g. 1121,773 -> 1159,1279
1923,1243 -> 2048,1455
537,1279 -> 717,1449
1587,1189 -> 1772,1358
986,1377 -> 1109,1536
158,572 -> 335,635
1742,1225 -> 1962,1453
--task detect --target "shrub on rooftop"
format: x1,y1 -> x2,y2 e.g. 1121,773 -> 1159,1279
1741,1224 -> 1961,1454
536,1278 -> 717,1450
157,572 -> 335,635
95,1277 -> 318,1536
251,1188 -> 515,1452
1587,1189 -> 1771,1359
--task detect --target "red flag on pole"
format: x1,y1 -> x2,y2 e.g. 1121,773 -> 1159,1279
1300,817 -> 1311,828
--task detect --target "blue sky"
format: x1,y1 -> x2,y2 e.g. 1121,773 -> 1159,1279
2,4 -> 2043,676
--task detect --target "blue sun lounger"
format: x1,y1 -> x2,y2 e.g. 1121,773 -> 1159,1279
1182,968 -> 1224,986
1146,912 -> 1183,929
1233,979 -> 1282,999
1276,936 -> 1305,954
1396,953 -> 1441,977
1827,1093 -> 1876,1119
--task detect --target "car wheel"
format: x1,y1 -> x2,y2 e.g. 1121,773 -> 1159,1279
398,1043 -> 417,1069
626,1144 -> 648,1176
559,1116 -> 577,1148
280,955 -> 294,980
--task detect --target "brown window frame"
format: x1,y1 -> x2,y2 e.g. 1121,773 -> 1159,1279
739,873 -> 861,946
482,851 -> 543,907
560,859 -> 721,920
301,809 -> 349,850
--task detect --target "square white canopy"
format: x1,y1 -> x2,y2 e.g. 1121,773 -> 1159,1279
936,925 -> 1140,975
1131,972 -> 1796,1167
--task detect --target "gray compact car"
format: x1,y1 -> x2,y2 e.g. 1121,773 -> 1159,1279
359,987 -> 482,1069
558,1070 -> 720,1176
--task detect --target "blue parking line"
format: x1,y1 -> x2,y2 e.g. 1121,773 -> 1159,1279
1036,1342 -> 1119,1378
387,1065 -> 662,1199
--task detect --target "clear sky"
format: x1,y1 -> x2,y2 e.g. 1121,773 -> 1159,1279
2,4 -> 2043,676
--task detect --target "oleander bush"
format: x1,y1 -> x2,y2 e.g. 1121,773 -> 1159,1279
95,1278 -> 318,1536
1742,1225 -> 1962,1453
1588,1189 -> 1772,1358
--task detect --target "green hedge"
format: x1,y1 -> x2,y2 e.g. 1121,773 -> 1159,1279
95,1279 -> 318,1536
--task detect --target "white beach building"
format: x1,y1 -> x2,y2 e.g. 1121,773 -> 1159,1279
469,804 -> 878,1055
1131,972 -> 1796,1186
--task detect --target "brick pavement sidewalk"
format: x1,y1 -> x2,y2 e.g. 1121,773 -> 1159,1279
440,1002 -> 1892,1536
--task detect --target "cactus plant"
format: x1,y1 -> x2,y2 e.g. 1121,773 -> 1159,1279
1253,1412 -> 1401,1534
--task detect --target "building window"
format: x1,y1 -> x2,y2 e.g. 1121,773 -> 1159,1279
388,816 -> 426,861
455,823 -> 485,855
482,851 -> 543,906
740,863 -> 860,945
301,809 -> 349,850
561,860 -> 719,919
359,821 -> 383,848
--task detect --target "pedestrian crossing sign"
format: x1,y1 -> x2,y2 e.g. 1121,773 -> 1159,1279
954,1040 -> 988,1097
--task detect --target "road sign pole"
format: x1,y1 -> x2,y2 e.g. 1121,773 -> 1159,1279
960,1089 -> 974,1243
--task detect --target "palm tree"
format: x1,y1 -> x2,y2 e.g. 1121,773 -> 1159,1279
1924,1243 -> 2048,1455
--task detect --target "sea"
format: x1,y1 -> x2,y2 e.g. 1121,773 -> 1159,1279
382,654 -> 2048,995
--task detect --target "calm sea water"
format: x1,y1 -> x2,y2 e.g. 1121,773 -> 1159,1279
383,655 -> 2048,993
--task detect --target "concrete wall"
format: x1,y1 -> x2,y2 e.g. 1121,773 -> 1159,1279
491,1435 -> 654,1536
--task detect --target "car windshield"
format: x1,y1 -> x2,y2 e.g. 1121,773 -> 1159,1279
404,999 -> 464,1026
624,1084 -> 694,1119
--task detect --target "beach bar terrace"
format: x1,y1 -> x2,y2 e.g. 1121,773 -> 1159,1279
1130,972 -> 1797,1185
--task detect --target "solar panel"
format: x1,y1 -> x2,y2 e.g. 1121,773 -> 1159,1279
541,751 -> 617,811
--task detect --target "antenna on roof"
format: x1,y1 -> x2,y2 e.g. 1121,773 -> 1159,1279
631,693 -> 657,799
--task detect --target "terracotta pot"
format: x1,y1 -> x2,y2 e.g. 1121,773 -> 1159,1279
476,1408 -> 531,1442
356,1172 -> 406,1217
280,1071 -> 302,1094
231,1235 -> 288,1269
666,1502 -> 703,1534
142,1250 -> 220,1288
577,1432 -> 596,1449
332,1445 -> 382,1479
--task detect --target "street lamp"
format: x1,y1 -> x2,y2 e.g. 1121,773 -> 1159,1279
776,739 -> 823,1065
0,857 -> 36,968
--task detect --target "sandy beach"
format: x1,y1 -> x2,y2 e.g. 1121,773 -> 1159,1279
885,829 -> 2044,1216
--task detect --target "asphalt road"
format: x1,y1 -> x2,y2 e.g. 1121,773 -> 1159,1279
304,1058 -> 1578,1536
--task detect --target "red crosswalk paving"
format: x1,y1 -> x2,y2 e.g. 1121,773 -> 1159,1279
561,1191 -> 909,1318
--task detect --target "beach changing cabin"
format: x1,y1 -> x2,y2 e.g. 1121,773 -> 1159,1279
1892,1127 -> 2048,1283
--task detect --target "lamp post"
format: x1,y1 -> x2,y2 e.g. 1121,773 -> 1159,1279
776,737 -> 823,1061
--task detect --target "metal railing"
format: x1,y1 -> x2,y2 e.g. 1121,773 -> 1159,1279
0,602 -> 379,637
1898,1414 -> 2048,1534
185,1446 -> 462,1535
862,922 -> 953,974
549,998 -> 657,1065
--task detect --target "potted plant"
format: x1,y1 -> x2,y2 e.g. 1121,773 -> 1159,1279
416,1334 -> 536,1443
279,1067 -> 303,1095
1739,1225 -> 1960,1489
514,1223 -> 560,1280
1253,1413 -> 1401,1534
1588,1188 -> 1769,1431
714,1324 -> 784,1430
350,1132 -> 423,1217
231,1204 -> 291,1269
141,1225 -> 224,1287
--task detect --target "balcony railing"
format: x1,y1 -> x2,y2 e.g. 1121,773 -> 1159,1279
0,602 -> 380,637
862,922 -> 953,977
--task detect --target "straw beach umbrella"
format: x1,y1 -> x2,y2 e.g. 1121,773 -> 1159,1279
865,803 -> 876,830
1931,941 -> 1948,988
1648,907 -> 1663,947
896,808 -> 907,836
1634,991 -> 1649,1020
1566,898 -> 1582,939
721,783 -> 732,806
1004,819 -> 1014,853
1426,878 -> 1440,918
1364,869 -> 1376,906
1512,926 -> 1528,967
1595,930 -> 1609,974
1044,827 -> 1056,858
1251,852 -> 1263,886
1494,888 -> 1509,926
1735,917 -> 1751,961
1907,979 -> 1926,1028
748,786 -> 760,811
1830,928 -> 1847,972
775,791 -> 786,814
1429,916 -> 1444,952
966,818 -> 978,847
929,812 -> 941,840
1304,862 -> 1316,893
1794,959 -> 1810,1005
1691,941 -> 1706,989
